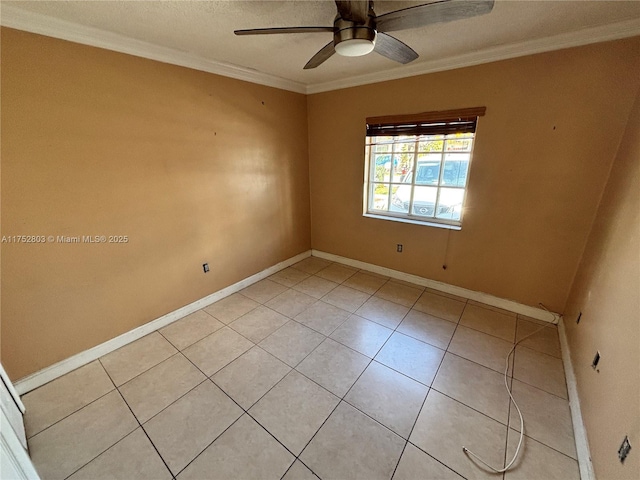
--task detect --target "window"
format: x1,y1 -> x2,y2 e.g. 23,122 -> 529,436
364,107 -> 485,228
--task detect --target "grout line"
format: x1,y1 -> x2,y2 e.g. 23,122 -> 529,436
26,387 -> 116,442
407,437 -> 470,479
61,424 -> 146,480
78,364 -> 173,479
25,358 -> 120,440
171,409 -> 247,477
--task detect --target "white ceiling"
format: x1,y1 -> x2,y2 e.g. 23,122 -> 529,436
3,0 -> 640,93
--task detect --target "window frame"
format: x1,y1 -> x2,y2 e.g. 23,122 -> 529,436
363,107 -> 485,230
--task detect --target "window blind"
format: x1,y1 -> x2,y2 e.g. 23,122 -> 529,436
366,107 -> 486,137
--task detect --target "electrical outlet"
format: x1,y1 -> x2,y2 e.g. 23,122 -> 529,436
618,436 -> 631,463
576,311 -> 582,324
397,244 -> 403,253
591,351 -> 601,371
203,263 -> 210,273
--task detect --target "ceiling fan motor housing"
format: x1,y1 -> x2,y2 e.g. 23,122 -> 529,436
333,15 -> 377,56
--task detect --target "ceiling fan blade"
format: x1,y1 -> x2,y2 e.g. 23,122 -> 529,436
234,26 -> 333,35
304,41 -> 336,69
335,0 -> 370,23
374,33 -> 418,64
376,0 -> 494,33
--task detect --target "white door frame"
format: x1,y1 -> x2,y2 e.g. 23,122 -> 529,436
0,363 -> 40,479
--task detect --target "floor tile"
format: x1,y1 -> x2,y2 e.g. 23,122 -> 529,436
250,370 -> 339,455
182,326 -> 254,376
229,305 -> 290,343
300,402 -> 405,480
266,289 -> 317,318
177,414 -> 294,480
28,390 -> 138,480
68,428 -> 171,480
296,338 -> 370,397
330,314 -> 393,358
509,380 -> 576,459
291,256 -> 332,274
322,285 -> 371,313
143,380 -> 242,475
212,347 -> 291,409
316,263 -> 358,283
504,428 -> 580,480
375,332 -> 444,385
356,296 -> 409,329
269,267 -> 310,287
393,443 -> 464,480
513,346 -> 567,398
410,390 -> 507,480
23,360 -> 114,438
119,354 -> 206,423
281,460 -> 317,480
397,309 -> 456,350
259,320 -> 325,367
240,279 -> 288,304
516,318 -> 561,357
343,271 -> 388,294
293,275 -> 339,299
448,325 -> 514,374
413,291 -> 466,323
203,293 -> 259,324
294,300 -> 350,335
459,303 -> 516,342
159,310 -> 224,350
375,281 -> 423,307
432,353 -> 510,424
345,361 -> 428,438
100,332 -> 177,386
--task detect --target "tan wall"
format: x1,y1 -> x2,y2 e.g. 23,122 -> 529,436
0,28 -> 311,380
563,88 -> 640,479
307,38 -> 640,312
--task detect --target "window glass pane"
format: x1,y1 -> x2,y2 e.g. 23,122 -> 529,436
389,185 -> 409,214
441,153 -> 470,187
374,142 -> 392,153
392,154 -> 413,182
444,135 -> 473,152
371,183 -> 390,211
436,188 -> 464,221
373,155 -> 392,181
418,138 -> 444,152
393,141 -> 416,153
415,154 -> 441,185
411,186 -> 438,217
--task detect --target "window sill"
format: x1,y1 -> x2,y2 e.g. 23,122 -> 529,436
363,213 -> 462,230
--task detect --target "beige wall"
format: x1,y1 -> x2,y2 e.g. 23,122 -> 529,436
563,88 -> 640,479
0,28 -> 311,380
307,38 -> 640,313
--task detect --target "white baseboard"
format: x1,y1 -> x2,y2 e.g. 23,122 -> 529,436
558,318 -> 595,480
14,250 -> 311,395
312,249 -> 558,323
15,248 -> 558,395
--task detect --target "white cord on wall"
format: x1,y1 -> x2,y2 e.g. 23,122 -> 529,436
462,304 -> 560,473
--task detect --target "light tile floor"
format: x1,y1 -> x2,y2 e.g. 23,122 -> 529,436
22,256 -> 580,480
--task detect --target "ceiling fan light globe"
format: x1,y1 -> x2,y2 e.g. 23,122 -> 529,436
335,38 -> 375,57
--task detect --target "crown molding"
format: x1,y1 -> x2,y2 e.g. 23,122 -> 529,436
0,4 -> 307,94
306,18 -> 640,94
2,4 -> 639,96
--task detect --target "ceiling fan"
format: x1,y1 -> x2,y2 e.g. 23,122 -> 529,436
234,0 -> 495,69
